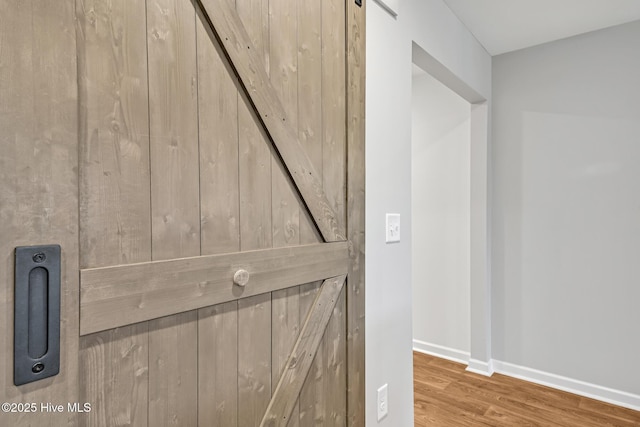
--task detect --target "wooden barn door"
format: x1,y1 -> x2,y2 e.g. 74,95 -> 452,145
0,0 -> 364,426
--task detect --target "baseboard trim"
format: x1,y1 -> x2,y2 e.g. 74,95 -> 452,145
412,340 -> 640,411
466,358 -> 494,377
492,360 -> 640,412
412,339 -> 469,365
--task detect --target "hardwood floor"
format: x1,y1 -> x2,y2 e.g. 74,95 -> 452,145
413,352 -> 640,426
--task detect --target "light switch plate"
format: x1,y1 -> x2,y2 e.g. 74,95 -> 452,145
386,213 -> 400,243
377,383 -> 389,421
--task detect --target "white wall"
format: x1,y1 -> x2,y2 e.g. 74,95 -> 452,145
366,6 -> 413,425
492,20 -> 640,398
411,70 -> 471,358
366,0 -> 491,424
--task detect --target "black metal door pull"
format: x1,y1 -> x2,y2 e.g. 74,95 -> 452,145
14,245 -> 61,386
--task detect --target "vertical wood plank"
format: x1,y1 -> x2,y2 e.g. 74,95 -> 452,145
323,286 -> 347,425
270,0 -> 300,250
195,3 -> 241,426
238,293 -> 273,427
269,1 -> 302,425
198,302 -> 238,426
346,0 -> 366,425
196,2 -> 239,423
296,0 -> 327,424
0,0 -> 79,425
298,283 -> 324,426
238,94 -> 273,250
271,287 -> 300,427
196,6 -> 240,256
76,0 -> 150,425
322,0 -> 348,424
148,312 -> 198,427
77,0 -> 152,269
297,0 -> 324,245
147,0 -> 200,260
236,2 -> 273,425
322,0 -> 347,231
237,0 -> 273,252
80,324 -> 149,427
147,0 -> 200,425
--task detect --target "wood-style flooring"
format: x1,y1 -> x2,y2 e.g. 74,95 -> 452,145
414,351 -> 640,426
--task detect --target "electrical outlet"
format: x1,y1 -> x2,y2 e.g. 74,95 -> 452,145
377,383 -> 388,421
385,213 -> 400,243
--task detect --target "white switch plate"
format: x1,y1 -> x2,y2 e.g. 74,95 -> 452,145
377,383 -> 389,421
386,213 -> 400,243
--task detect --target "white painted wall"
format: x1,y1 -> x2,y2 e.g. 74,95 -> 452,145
492,20 -> 640,397
366,0 -> 491,424
411,70 -> 471,358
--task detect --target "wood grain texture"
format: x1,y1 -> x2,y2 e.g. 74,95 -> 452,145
148,311 -> 198,427
298,282 -> 325,427
196,0 -> 346,242
346,0 -> 366,425
80,324 -> 149,427
236,0 -> 272,253
235,0 -> 270,75
414,352 -> 640,427
0,1 -> 79,425
322,0 -> 347,233
195,3 -> 241,425
196,5 -> 240,256
81,242 -> 348,334
320,1 -> 348,424
323,285 -> 347,426
272,287 -> 301,427
238,93 -> 273,251
297,0 -> 324,245
76,1 -> 151,424
270,0 -> 300,250
77,0 -> 152,269
269,1 -> 302,425
147,0 -> 200,261
146,1 -> 200,424
261,275 -> 347,427
231,0 -> 276,414
296,1 -> 327,423
238,292 -> 273,427
198,301 -> 238,426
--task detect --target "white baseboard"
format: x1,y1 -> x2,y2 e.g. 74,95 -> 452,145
492,360 -> 640,412
466,358 -> 494,377
412,339 -> 469,365
412,339 -> 640,411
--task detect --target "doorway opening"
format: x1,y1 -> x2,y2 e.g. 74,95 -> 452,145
411,64 -> 471,361
410,41 -> 491,374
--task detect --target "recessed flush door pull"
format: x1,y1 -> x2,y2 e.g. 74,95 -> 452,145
14,245 -> 61,386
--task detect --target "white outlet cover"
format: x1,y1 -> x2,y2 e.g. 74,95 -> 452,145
377,383 -> 389,421
386,213 -> 401,243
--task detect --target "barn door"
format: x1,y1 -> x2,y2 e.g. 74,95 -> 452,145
0,0 -> 364,426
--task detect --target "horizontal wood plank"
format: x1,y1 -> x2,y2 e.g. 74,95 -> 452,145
260,275 -> 346,427
196,0 -> 346,243
80,242 -> 348,335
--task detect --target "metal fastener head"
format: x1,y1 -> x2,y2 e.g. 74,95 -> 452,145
233,269 -> 250,287
32,253 -> 46,263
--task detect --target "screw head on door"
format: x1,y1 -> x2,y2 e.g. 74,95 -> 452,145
233,269 -> 250,287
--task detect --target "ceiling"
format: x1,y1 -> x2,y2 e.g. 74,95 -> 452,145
442,0 -> 640,56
